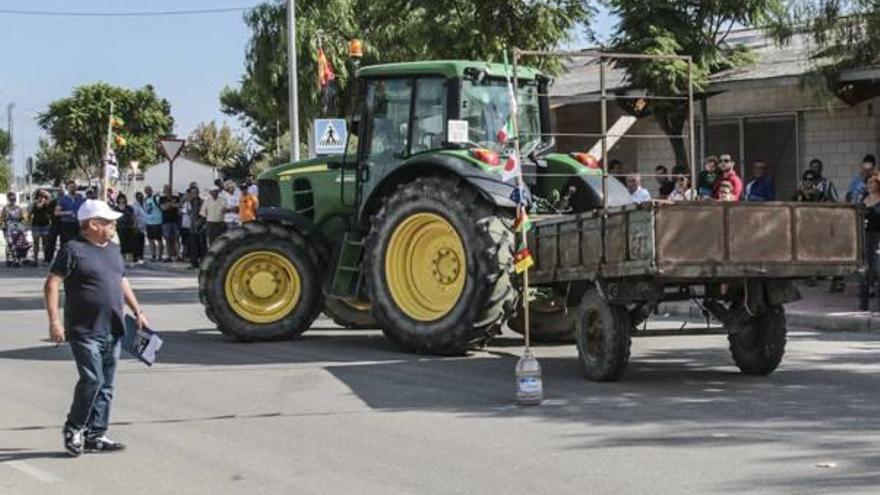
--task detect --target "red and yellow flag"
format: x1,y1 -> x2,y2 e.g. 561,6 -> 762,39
514,247 -> 534,274
317,47 -> 336,88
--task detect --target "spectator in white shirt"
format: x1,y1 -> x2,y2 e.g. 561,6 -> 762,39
221,180 -> 241,228
626,174 -> 652,203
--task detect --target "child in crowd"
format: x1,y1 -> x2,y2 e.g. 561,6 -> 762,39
697,156 -> 719,199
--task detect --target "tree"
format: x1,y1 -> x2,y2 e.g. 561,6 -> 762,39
607,1 -> 786,168
221,0 -> 592,151
0,129 -> 11,192
784,1 -> 880,103
32,138 -> 74,185
37,83 -> 174,180
185,121 -> 249,171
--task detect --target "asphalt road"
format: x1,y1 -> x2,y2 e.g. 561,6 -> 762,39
1,267 -> 878,495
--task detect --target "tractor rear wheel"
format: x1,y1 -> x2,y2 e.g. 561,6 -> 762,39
364,176 -> 516,355
323,297 -> 376,329
198,222 -> 323,341
728,305 -> 787,375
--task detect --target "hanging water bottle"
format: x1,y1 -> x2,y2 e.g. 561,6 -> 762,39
516,347 -> 543,406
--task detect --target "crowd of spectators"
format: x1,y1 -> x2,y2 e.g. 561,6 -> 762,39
3,177 -> 259,270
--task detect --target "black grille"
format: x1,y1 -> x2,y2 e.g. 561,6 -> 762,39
258,179 -> 281,208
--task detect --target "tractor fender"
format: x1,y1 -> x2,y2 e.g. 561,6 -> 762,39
255,207 -> 332,265
256,207 -> 316,235
359,153 -> 517,227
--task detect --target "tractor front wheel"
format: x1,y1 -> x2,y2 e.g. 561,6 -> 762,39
198,222 -> 323,341
364,176 -> 516,355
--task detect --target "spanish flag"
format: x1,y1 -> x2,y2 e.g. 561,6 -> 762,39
317,47 -> 336,88
514,247 -> 534,274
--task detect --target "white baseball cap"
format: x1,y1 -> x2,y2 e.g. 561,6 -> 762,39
77,199 -> 123,222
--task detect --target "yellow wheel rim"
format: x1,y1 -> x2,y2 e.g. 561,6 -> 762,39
224,251 -> 301,323
385,213 -> 467,321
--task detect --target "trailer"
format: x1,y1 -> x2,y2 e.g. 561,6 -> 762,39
526,201 -> 863,380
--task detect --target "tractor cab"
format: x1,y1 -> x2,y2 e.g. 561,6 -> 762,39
350,61 -> 553,201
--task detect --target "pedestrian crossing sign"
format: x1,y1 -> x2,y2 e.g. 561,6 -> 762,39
314,118 -> 347,155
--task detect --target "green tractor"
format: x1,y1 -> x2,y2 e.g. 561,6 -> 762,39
199,60 -> 632,354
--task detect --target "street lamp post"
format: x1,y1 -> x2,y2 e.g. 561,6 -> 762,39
287,0 -> 299,162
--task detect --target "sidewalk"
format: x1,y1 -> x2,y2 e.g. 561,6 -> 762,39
658,279 -> 880,334
136,259 -> 880,334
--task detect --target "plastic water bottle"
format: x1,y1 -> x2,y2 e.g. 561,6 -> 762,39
516,348 -> 543,406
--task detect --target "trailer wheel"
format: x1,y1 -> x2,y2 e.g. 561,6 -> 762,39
575,290 -> 632,381
728,305 -> 786,375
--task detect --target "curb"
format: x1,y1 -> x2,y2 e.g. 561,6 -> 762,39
658,301 -> 880,335
136,261 -> 196,275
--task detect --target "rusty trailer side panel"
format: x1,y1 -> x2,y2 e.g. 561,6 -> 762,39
528,202 -> 863,285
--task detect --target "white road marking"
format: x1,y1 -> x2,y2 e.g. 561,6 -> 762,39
6,461 -> 62,483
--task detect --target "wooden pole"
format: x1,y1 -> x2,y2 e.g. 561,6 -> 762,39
511,49 -> 530,349
103,100 -> 114,201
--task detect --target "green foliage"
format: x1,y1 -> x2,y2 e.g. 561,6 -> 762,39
37,83 -> 174,179
185,121 -> 249,170
33,138 -> 73,185
608,0 -> 786,167
221,0 -> 592,151
0,129 -> 11,192
790,1 -> 880,68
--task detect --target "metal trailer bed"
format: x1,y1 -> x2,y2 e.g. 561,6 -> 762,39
529,201 -> 862,285
524,201 -> 864,382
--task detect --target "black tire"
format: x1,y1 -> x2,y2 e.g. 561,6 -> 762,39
575,289 -> 632,381
323,297 -> 376,329
508,293 -> 577,343
364,176 -> 516,355
198,222 -> 323,342
728,305 -> 786,375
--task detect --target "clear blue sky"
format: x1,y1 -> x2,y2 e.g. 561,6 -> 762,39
0,0 -> 615,178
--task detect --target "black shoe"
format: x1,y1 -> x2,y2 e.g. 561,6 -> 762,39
84,435 -> 126,453
63,423 -> 84,457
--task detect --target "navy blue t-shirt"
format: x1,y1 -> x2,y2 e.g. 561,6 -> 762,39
50,236 -> 126,338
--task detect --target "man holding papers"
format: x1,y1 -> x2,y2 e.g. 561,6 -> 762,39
44,199 -> 150,457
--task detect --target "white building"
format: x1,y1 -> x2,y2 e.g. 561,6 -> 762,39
141,156 -> 217,194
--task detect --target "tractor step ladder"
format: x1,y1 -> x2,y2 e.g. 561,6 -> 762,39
329,232 -> 367,300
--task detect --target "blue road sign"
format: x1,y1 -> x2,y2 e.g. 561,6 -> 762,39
314,119 -> 347,155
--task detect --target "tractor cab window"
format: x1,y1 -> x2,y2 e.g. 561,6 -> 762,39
411,78 -> 447,154
461,78 -> 541,155
364,78 -> 413,169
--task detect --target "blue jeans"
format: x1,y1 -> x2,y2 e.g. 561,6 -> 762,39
67,333 -> 121,439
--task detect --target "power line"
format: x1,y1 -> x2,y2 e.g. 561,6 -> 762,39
0,5 -> 259,17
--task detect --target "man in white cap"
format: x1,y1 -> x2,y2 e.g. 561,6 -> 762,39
43,199 -> 149,456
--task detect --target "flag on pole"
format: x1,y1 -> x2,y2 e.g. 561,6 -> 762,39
514,247 -> 535,273
502,153 -> 520,182
497,118 -> 514,144
514,203 -> 532,233
104,149 -> 119,180
317,47 -> 336,87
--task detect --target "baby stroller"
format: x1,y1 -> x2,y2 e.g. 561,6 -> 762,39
4,221 -> 31,267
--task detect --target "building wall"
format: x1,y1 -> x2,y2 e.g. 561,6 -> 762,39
629,85 -> 880,198
142,158 -> 218,194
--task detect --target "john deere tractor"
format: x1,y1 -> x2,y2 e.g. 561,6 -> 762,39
199,60 -> 629,354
